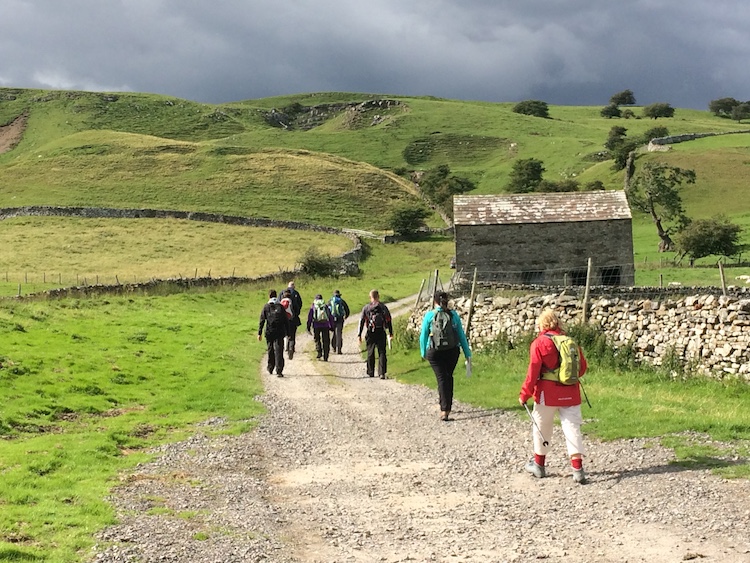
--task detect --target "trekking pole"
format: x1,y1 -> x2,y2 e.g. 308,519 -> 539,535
522,402 -> 549,447
580,380 -> 592,408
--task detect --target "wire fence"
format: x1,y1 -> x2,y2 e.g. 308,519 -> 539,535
0,268 -> 253,297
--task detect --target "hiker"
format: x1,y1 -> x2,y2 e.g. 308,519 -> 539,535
258,289 -> 290,377
285,281 -> 303,359
357,289 -> 393,379
519,309 -> 588,483
329,289 -> 350,354
307,293 -> 334,361
419,291 -> 472,422
279,288 -> 300,359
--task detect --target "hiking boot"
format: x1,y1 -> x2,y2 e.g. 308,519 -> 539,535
288,350 -> 294,360
525,460 -> 546,479
379,374 -> 386,379
573,468 -> 586,484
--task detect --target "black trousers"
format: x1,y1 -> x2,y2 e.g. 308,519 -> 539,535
314,327 -> 331,360
332,319 -> 345,353
426,347 -> 461,412
286,322 -> 299,355
365,330 -> 388,377
266,335 -> 285,375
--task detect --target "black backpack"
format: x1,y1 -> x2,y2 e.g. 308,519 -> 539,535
265,303 -> 286,336
368,304 -> 386,331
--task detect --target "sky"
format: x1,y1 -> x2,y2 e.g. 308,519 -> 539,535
2,0 -> 749,110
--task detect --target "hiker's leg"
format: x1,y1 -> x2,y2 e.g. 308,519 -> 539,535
314,328 -> 323,358
532,403 -> 555,456
375,331 -> 387,376
427,349 -> 451,411
321,328 -> 331,360
266,337 -> 276,374
443,347 -> 460,411
559,404 -> 585,457
365,335 -> 376,376
273,337 -> 285,374
333,321 -> 343,352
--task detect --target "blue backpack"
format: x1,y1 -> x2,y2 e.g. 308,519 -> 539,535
330,296 -> 345,319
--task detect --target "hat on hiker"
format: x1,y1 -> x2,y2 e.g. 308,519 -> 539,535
334,289 -> 341,296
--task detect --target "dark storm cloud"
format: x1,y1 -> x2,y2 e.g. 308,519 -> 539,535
2,0 -> 749,108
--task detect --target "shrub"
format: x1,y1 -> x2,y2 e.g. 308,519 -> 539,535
388,204 -> 430,236
600,104 -> 622,118
512,100 -> 549,118
299,247 -> 342,278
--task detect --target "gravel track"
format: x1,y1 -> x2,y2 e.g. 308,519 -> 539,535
91,297 -> 750,563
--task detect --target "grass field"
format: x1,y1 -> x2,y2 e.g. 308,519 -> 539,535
0,216 -> 355,295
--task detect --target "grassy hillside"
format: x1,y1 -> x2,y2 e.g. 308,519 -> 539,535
3,86 -> 750,280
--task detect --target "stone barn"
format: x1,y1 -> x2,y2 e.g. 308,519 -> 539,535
453,191 -> 634,286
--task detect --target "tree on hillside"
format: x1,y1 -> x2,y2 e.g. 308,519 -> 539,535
512,100 -> 550,118
604,126 -> 640,171
605,126 -> 628,151
675,215 -> 743,265
731,103 -> 750,123
600,104 -> 622,118
642,103 -> 675,119
626,162 -> 696,252
506,158 -> 545,193
612,140 -> 639,171
708,97 -> 740,117
610,90 -> 636,106
640,126 -> 669,144
419,164 -> 475,214
388,204 -> 430,236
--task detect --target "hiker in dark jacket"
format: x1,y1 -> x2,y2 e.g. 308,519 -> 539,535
329,289 -> 350,354
285,281 -> 303,359
357,289 -> 393,379
419,291 -> 472,421
258,289 -> 289,377
307,294 -> 335,361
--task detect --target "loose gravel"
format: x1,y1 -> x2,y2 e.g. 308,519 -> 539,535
90,297 -> 750,563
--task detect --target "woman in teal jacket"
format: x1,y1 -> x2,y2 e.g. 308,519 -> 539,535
419,291 -> 472,421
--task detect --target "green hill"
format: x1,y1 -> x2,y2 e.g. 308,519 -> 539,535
2,86 -> 750,241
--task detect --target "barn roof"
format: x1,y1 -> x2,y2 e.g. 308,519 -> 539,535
453,191 -> 631,226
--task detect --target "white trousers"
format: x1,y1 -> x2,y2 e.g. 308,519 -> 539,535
532,402 -> 585,457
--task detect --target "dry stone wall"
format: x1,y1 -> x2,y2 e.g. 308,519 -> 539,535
408,287 -> 750,381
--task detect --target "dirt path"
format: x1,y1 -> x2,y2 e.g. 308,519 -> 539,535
0,113 -> 27,154
93,296 -> 750,563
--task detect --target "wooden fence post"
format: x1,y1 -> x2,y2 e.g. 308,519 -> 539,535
719,261 -> 727,296
414,279 -> 426,311
465,267 -> 478,339
582,257 -> 593,324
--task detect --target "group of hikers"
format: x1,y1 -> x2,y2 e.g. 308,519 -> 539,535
258,282 -> 394,379
259,282 -> 589,484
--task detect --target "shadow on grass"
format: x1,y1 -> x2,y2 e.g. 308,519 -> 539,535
0,548 -> 44,561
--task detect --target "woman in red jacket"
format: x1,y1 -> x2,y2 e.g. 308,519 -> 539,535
519,309 -> 588,484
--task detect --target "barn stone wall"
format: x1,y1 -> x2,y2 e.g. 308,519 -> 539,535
455,219 -> 634,286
